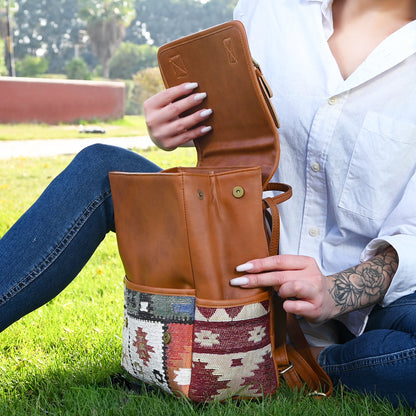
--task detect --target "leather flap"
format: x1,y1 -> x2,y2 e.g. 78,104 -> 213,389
157,20 -> 280,187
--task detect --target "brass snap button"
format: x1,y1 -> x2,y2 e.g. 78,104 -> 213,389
197,189 -> 204,200
232,186 -> 245,199
163,332 -> 172,344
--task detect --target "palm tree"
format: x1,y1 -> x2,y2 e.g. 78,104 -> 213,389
79,0 -> 135,78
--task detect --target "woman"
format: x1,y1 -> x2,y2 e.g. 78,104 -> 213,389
1,0 -> 415,406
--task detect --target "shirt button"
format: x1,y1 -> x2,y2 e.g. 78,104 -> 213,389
328,97 -> 337,105
311,162 -> 321,172
309,227 -> 319,237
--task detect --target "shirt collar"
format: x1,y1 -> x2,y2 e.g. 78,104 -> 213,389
305,0 -> 334,39
305,0 -> 416,92
337,19 -> 416,94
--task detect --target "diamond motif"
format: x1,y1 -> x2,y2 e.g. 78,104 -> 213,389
133,327 -> 154,365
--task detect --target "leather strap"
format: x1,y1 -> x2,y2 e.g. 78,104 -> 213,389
287,313 -> 333,396
262,183 -> 292,256
271,294 -> 305,389
272,295 -> 333,396
264,187 -> 333,397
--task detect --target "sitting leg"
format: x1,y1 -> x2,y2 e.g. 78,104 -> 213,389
319,291 -> 416,407
0,144 -> 160,332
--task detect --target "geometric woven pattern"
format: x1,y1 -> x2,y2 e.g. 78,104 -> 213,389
189,300 -> 277,401
122,287 -> 195,395
122,286 -> 277,401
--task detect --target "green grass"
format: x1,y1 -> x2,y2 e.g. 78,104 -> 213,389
0,116 -> 147,141
0,149 -> 413,415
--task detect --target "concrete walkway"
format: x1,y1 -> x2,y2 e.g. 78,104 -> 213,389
0,136 -> 154,159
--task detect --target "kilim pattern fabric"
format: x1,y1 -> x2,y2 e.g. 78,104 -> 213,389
122,288 -> 195,395
122,286 -> 278,401
189,300 -> 277,401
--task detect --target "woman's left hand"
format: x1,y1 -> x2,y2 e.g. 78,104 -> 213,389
230,255 -> 336,323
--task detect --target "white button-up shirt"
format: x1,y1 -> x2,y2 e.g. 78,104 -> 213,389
234,0 -> 416,341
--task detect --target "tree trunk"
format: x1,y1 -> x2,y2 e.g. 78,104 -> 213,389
87,17 -> 125,78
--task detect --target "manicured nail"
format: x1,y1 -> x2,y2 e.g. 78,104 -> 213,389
200,109 -> 212,118
201,126 -> 212,134
236,262 -> 254,272
185,82 -> 198,90
194,92 -> 207,101
230,277 -> 250,286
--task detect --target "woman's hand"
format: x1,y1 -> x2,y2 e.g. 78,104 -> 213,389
230,255 -> 336,323
143,82 -> 213,151
230,247 -> 397,323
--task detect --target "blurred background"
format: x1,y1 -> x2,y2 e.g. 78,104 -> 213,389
0,0 -> 239,115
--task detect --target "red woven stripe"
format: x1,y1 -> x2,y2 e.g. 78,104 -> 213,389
193,314 -> 270,354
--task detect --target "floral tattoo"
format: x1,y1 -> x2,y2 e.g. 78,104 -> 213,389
329,246 -> 398,314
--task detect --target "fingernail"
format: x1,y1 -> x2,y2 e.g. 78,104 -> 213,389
201,126 -> 212,134
236,262 -> 254,272
200,109 -> 212,118
194,92 -> 207,101
185,82 -> 198,90
230,277 -> 250,286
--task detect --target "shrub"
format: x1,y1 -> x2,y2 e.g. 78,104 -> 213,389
65,57 -> 92,80
129,67 -> 164,115
92,64 -> 103,78
109,42 -> 158,80
15,55 -> 49,77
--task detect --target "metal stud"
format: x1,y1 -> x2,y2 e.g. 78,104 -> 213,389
232,186 -> 245,198
163,332 -> 172,344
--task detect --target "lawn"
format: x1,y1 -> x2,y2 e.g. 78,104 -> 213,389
0,116 -> 147,141
0,149 -> 413,415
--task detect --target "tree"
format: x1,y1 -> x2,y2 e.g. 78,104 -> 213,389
12,0 -> 84,73
200,0 -> 238,28
128,0 -> 203,46
79,0 -> 136,78
126,0 -> 237,47
6,0 -> 237,76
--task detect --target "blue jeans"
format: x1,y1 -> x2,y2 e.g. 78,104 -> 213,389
319,291 -> 416,407
1,144 -> 415,406
0,144 -> 160,332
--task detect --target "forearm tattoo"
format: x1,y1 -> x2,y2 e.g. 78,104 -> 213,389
329,246 -> 398,315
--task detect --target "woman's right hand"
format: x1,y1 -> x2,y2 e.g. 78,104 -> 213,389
143,82 -> 213,151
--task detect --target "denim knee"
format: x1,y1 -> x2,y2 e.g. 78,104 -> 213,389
73,144 -> 161,177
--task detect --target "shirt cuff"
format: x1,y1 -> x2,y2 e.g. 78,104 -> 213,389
361,234 -> 416,307
335,308 -> 372,337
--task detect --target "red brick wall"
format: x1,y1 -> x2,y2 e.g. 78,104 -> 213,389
0,77 -> 125,124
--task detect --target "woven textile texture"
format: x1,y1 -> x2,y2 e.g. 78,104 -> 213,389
122,289 -> 195,395
189,300 -> 277,401
122,287 -> 277,400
